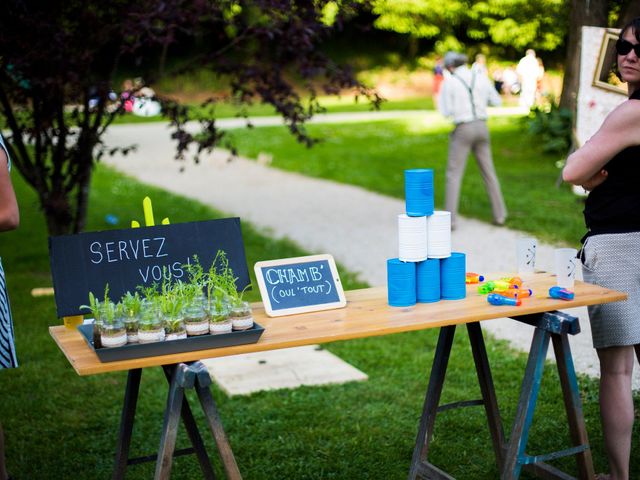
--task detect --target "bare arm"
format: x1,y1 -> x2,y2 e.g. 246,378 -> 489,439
0,149 -> 19,232
563,100 -> 640,185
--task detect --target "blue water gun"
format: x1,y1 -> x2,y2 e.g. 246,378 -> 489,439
549,286 -> 574,300
487,293 -> 521,306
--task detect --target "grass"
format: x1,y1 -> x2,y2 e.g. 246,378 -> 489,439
0,157 -> 640,479
227,114 -> 585,247
111,95 -> 436,126
1,161 -> 634,478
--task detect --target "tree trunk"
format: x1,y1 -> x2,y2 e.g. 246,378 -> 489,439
73,162 -> 93,234
559,0 -> 608,113
42,190 -> 75,237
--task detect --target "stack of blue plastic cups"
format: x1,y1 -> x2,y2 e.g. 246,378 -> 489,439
416,258 -> 440,303
404,169 -> 434,217
440,252 -> 466,300
387,258 -> 417,307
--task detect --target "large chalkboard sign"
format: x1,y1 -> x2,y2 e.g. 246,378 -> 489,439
254,254 -> 346,317
49,218 -> 249,317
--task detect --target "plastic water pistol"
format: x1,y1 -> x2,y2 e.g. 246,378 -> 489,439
501,288 -> 532,298
487,293 -> 521,306
502,276 -> 523,288
465,272 -> 485,284
549,286 -> 575,300
478,280 -> 511,294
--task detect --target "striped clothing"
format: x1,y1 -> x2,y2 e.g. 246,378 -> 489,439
0,259 -> 18,368
0,134 -> 18,369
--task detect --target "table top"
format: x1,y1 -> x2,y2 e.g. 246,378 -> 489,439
50,272 -> 627,376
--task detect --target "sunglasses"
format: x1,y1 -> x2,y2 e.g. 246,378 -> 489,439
616,39 -> 640,57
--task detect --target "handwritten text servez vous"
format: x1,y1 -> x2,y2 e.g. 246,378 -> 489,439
88,237 -> 189,283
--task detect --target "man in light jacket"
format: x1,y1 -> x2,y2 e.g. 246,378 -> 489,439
438,51 -> 507,229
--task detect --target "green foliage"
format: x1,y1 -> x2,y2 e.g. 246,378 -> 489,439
121,291 -> 142,318
208,249 -> 248,308
525,100 -> 574,156
369,0 -> 567,54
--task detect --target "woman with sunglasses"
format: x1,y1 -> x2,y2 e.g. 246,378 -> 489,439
563,17 -> 640,480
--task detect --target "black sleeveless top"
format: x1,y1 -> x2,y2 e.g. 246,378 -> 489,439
583,89 -> 640,238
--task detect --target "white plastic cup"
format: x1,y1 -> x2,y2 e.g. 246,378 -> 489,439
554,248 -> 578,289
516,237 -> 537,274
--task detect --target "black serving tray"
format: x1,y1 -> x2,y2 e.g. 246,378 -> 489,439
78,322 -> 265,363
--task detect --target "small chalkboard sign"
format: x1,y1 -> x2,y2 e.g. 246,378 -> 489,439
49,218 -> 249,318
254,254 -> 346,317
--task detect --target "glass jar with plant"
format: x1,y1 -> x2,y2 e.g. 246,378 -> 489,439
182,257 -> 210,336
80,290 -> 104,348
210,250 -> 253,331
97,288 -> 127,348
157,278 -> 187,341
137,306 -> 165,344
121,291 -> 142,344
207,291 -> 232,334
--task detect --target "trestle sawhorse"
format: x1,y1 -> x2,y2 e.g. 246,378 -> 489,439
112,361 -> 241,480
408,311 -> 595,480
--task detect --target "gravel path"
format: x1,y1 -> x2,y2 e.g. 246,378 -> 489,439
102,111 -> 638,388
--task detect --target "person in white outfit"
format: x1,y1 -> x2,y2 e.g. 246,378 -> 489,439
516,49 -> 540,109
438,51 -> 507,229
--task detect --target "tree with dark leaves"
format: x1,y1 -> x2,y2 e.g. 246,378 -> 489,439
0,0 -> 379,235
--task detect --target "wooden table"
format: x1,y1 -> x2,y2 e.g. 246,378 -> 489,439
50,272 -> 626,479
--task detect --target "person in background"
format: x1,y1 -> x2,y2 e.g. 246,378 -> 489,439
562,17 -> 640,480
502,65 -> 520,96
516,49 -> 540,109
432,56 -> 445,107
438,51 -> 507,230
472,53 -> 487,76
0,134 -> 19,480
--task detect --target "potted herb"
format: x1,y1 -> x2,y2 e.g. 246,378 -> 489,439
158,278 -> 187,341
210,250 -> 253,331
182,257 -> 210,336
121,291 -> 142,343
80,290 -> 104,348
97,286 -> 127,348
208,291 -> 232,335
137,307 -> 165,343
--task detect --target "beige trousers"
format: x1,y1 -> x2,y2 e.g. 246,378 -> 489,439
445,120 -> 507,227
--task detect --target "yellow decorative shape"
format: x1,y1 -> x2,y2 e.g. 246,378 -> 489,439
130,197 -> 170,228
143,196 -> 155,227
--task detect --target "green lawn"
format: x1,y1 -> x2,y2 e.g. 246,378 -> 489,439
112,95 -> 435,125
227,114 -> 586,247
0,161 -> 631,478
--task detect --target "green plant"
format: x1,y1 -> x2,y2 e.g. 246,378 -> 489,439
80,284 -> 117,323
121,291 -> 142,318
524,99 -> 574,156
164,315 -> 185,334
183,255 -> 206,305
208,249 -> 249,308
80,291 -> 102,319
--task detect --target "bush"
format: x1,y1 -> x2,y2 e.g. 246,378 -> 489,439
524,99 -> 573,155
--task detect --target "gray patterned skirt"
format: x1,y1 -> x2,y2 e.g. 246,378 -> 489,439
0,258 -> 18,369
581,232 -> 640,349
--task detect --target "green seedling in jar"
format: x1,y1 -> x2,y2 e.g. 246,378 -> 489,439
208,250 -> 253,331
